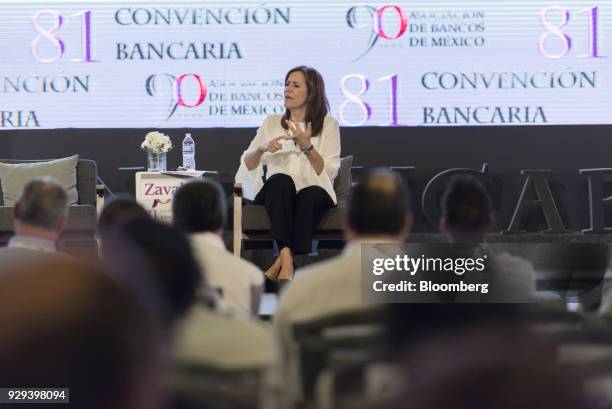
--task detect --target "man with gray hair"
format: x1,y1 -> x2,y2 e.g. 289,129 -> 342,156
4,176 -> 68,256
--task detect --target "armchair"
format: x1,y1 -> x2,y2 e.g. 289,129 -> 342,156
233,156 -> 353,256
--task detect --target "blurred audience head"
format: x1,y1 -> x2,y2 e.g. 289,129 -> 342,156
13,176 -> 68,242
105,218 -> 212,327
173,178 -> 226,235
440,175 -> 494,243
0,259 -> 161,409
346,168 -> 412,241
392,325 -> 591,409
98,195 -> 150,238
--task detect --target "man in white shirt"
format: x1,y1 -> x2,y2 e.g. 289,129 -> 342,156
173,178 -> 264,320
0,177 -> 70,272
273,168 -> 412,406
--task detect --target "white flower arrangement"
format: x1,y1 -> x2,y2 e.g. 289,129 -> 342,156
141,131 -> 173,154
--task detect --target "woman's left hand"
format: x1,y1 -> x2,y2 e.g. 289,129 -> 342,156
286,120 -> 312,150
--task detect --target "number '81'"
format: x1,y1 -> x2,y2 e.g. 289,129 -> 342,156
539,6 -> 605,59
31,10 -> 95,63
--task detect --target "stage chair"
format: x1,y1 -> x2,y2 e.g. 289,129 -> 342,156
0,158 -> 98,258
233,155 -> 353,256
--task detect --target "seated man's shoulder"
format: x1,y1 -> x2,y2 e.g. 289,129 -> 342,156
292,256 -> 345,288
279,254 -> 358,314
234,255 -> 264,283
0,247 -> 71,267
231,251 -> 261,270
210,247 -> 263,283
200,242 -> 260,271
174,307 -> 274,368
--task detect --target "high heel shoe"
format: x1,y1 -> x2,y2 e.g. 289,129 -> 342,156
278,262 -> 295,282
264,256 -> 282,281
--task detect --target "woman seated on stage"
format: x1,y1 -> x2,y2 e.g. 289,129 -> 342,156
236,66 -> 341,281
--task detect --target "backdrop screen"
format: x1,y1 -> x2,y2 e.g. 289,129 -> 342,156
0,1 -> 610,129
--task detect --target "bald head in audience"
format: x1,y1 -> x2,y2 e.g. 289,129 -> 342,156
345,168 -> 412,241
13,176 -> 68,242
0,259 -> 161,409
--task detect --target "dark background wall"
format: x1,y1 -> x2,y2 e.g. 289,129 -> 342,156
1,124 -> 611,233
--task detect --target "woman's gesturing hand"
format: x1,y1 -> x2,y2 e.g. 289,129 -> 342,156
258,136 -> 285,153
286,120 -> 312,150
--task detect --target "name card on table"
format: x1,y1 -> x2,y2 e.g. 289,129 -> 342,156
135,171 -> 215,222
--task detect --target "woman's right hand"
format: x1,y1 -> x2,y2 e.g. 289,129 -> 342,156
245,136 -> 286,171
258,136 -> 285,153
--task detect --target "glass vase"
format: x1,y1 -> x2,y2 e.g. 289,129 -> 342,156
147,152 -> 167,172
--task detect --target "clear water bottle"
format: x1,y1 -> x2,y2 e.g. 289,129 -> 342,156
182,133 -> 196,170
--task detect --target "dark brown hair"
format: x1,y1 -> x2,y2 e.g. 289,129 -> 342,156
281,66 -> 330,137
441,175 -> 492,240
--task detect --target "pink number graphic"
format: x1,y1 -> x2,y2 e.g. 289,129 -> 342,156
175,74 -> 208,108
31,10 -> 65,63
70,10 -> 96,62
339,74 -> 372,126
577,6 -> 606,58
32,10 -> 95,63
539,6 -> 605,59
378,74 -> 401,126
538,6 -> 572,59
375,5 -> 408,40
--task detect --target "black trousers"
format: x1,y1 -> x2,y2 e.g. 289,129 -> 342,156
254,173 -> 334,254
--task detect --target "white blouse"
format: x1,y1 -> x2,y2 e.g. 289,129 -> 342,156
235,114 -> 341,204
